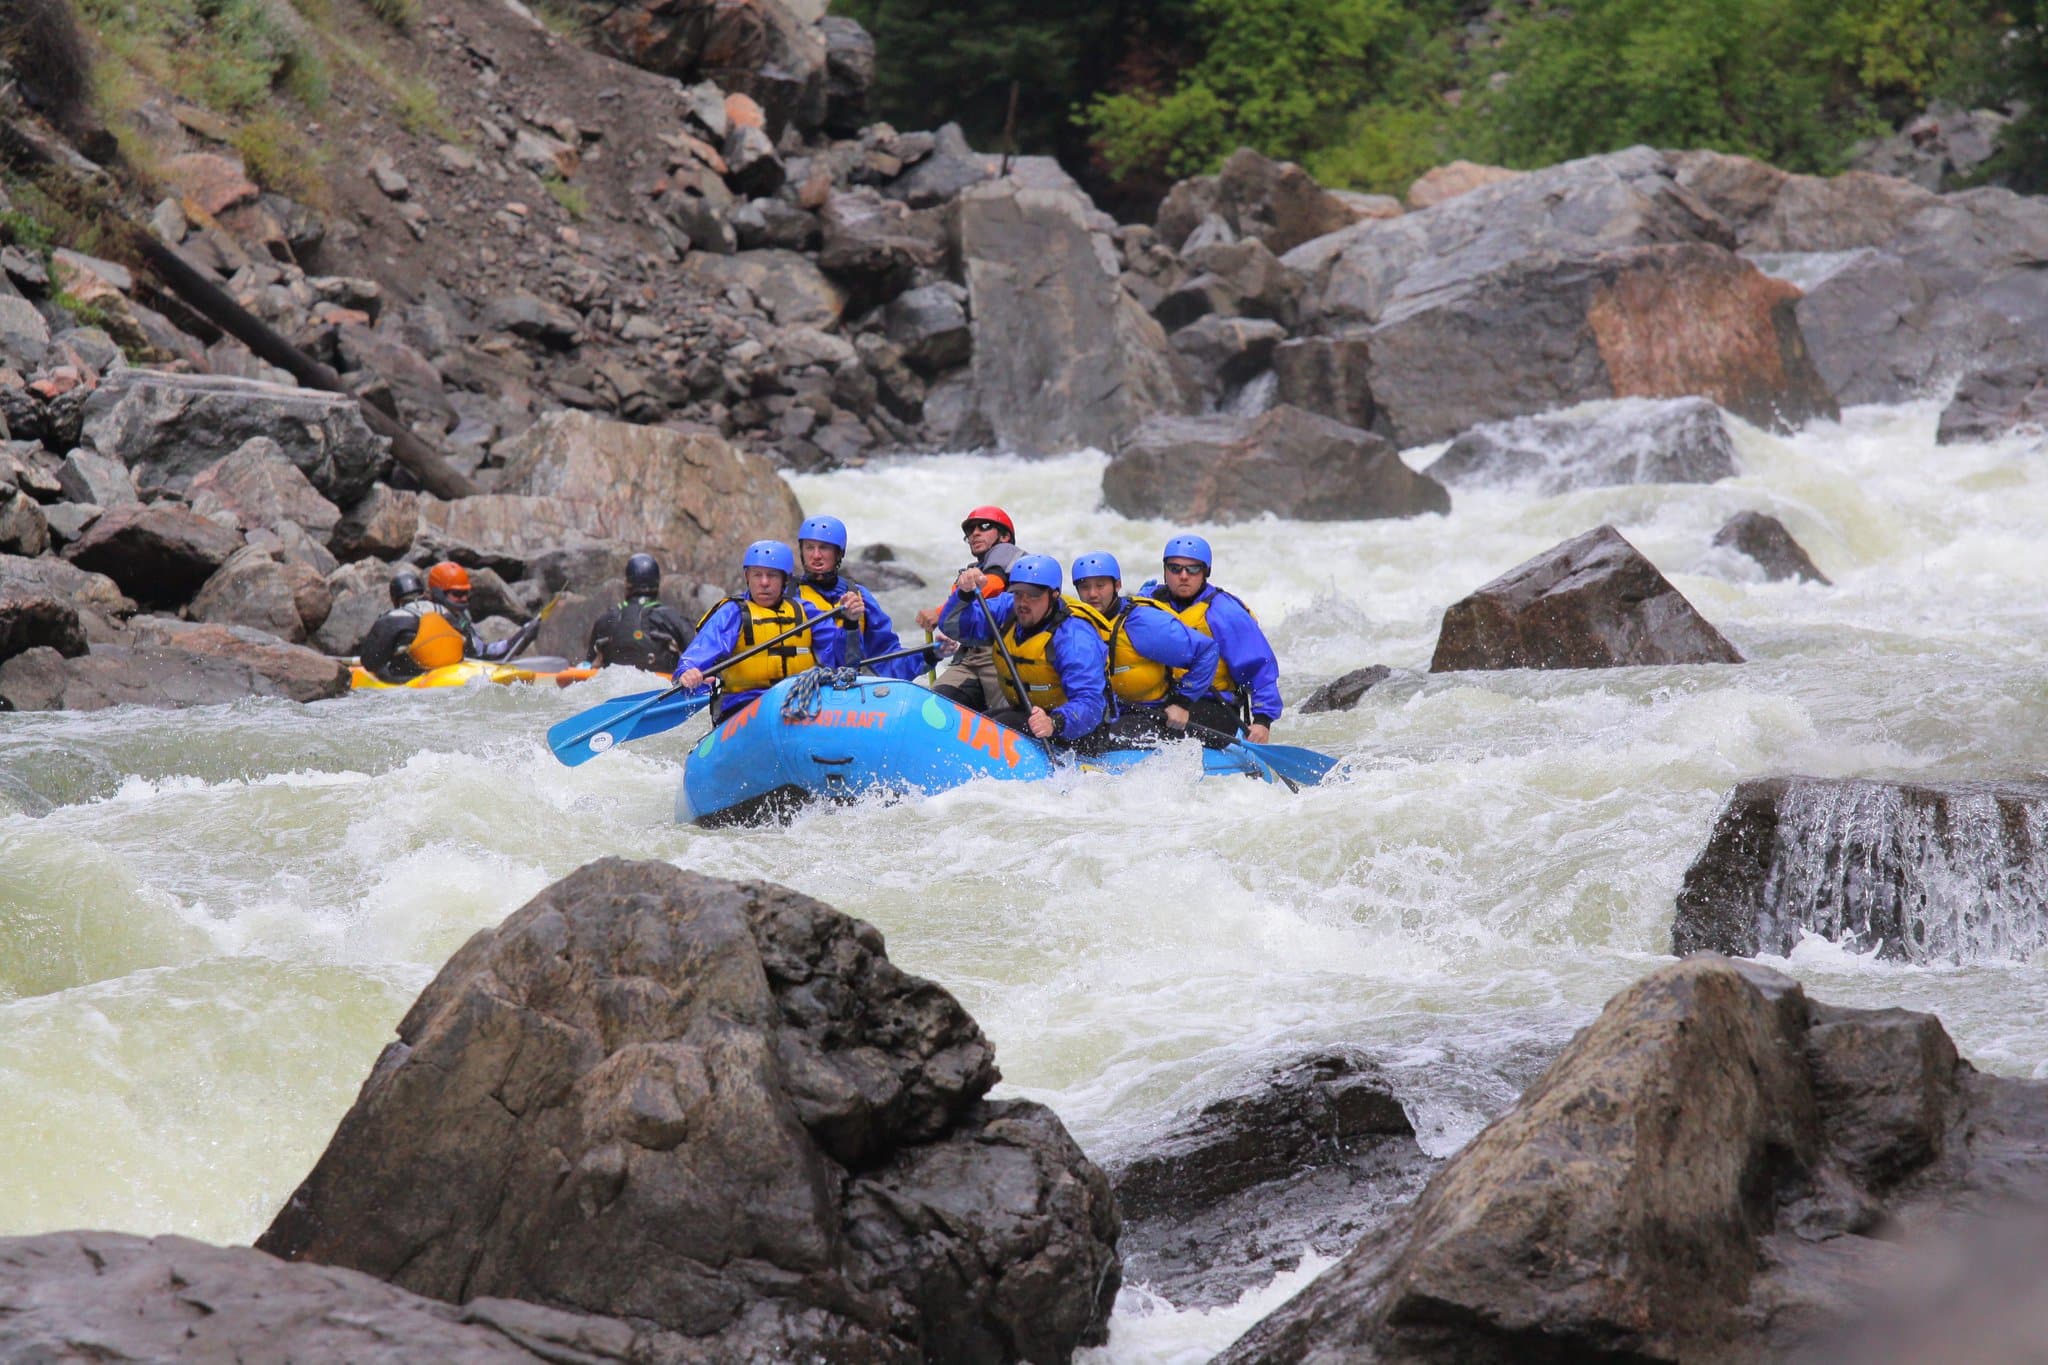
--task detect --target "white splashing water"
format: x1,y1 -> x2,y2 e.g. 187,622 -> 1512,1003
5,400 -> 2048,1359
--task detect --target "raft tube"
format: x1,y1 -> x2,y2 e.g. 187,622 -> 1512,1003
677,674 -> 1264,826
349,656 -> 598,690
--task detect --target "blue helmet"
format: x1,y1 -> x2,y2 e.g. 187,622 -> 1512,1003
1163,534 -> 1212,570
1007,553 -> 1064,592
1071,551 -> 1121,585
797,514 -> 848,553
743,540 -> 797,577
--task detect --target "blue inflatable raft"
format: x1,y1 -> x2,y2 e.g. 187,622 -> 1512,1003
675,673 -> 1265,826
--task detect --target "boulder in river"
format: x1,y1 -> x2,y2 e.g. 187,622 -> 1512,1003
1672,776 -> 2048,964
0,625 -> 349,711
258,858 -> 1119,1361
314,558 -> 396,656
1430,524 -> 1743,671
63,502 -> 246,607
1105,405 -> 1449,523
0,589 -> 86,666
1220,954 -> 2048,1363
80,369 -> 389,505
189,547 -> 332,644
1428,397 -> 1738,493
1712,510 -> 1830,584
0,1231 -> 646,1362
1936,360 -> 2048,444
329,484 -> 421,562
1300,665 -> 1393,714
1111,1048 -> 1434,1308
186,436 -> 344,540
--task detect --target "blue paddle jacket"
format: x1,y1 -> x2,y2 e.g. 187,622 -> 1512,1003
1158,583 -> 1284,725
673,592 -> 850,711
951,591 -> 1108,740
798,573 -> 933,681
1109,595 -> 1221,707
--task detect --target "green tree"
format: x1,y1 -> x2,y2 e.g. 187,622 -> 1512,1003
1080,0 -> 1451,182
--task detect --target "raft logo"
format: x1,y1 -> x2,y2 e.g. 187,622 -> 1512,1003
589,732 -> 615,752
788,709 -> 889,729
956,709 -> 1022,768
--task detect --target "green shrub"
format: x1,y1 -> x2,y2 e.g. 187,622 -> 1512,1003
541,173 -> 587,219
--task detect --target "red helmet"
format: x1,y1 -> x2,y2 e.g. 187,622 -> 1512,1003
427,561 -> 471,593
960,505 -> 1015,540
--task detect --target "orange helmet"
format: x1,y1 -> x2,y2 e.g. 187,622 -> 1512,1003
427,561 -> 471,593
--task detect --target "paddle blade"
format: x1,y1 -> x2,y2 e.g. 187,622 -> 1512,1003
1246,742 -> 1340,786
548,688 -> 707,766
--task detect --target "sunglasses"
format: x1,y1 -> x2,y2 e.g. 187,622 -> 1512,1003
444,589 -> 471,600
1163,562 -> 1207,575
961,519 -> 1003,534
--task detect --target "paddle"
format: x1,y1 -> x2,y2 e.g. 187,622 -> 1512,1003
548,606 -> 844,766
1179,720 -> 1295,791
502,591 -> 568,662
1179,720 -> 1336,789
979,593 -> 1055,759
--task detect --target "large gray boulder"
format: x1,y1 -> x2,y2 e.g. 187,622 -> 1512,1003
186,436 -> 344,538
1283,148 -> 1837,446
1712,510 -> 1830,584
80,370 -> 389,505
330,484 -> 421,561
1105,405 -> 1448,523
0,553 -> 135,627
259,859 -> 1119,1362
1221,955 -> 2048,1363
0,1231 -> 646,1362
0,630 -> 348,712
959,183 -> 1194,455
1428,397 -> 1739,493
315,558 -> 397,656
0,487 -> 47,556
189,547 -> 332,644
64,503 -> 246,606
0,589 -> 86,666
1431,524 -> 1743,671
416,412 -> 800,589
1672,777 -> 2048,964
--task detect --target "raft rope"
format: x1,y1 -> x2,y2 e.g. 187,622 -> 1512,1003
780,666 -> 861,720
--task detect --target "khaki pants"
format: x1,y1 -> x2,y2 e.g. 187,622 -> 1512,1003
935,645 -> 1007,711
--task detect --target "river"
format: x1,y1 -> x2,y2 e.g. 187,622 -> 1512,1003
4,399 -> 2047,1361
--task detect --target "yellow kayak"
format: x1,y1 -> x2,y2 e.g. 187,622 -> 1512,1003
349,658 -> 598,690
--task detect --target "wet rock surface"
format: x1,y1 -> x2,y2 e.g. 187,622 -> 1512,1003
1300,665 -> 1393,714
1936,361 -> 2048,444
0,1232 -> 645,1363
1430,524 -> 1744,671
1713,510 -> 1831,584
1111,1050 -> 1434,1308
1672,776 -> 2048,964
258,858 -> 1119,1362
1104,405 -> 1448,523
1429,397 -> 1738,493
1220,955 -> 2048,1363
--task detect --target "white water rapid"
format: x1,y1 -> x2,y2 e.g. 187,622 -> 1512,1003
5,400 -> 2048,1360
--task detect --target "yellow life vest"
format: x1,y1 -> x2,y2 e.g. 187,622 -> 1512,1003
407,609 -> 467,669
995,601 -> 1088,711
1150,585 -> 1256,696
696,595 -> 817,693
1096,598 -> 1174,705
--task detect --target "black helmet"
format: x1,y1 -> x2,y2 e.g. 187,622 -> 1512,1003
389,568 -> 424,605
625,552 -> 661,595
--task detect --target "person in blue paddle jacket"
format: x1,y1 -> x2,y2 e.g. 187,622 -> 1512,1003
949,553 -> 1107,745
1147,534 -> 1282,744
1068,550 -> 1221,748
792,513 -> 943,680
672,540 -> 848,721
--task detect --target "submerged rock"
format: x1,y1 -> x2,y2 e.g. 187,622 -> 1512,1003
1713,510 -> 1830,584
1672,776 -> 2048,964
258,858 -> 1119,1362
1299,665 -> 1393,714
1111,1049 -> 1433,1307
1429,397 -> 1738,493
1221,955 -> 2048,1363
1105,405 -> 1448,523
1430,524 -> 1743,671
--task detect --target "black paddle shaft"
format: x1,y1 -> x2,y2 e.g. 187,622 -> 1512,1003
659,604 -> 849,712
976,594 -> 1055,758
